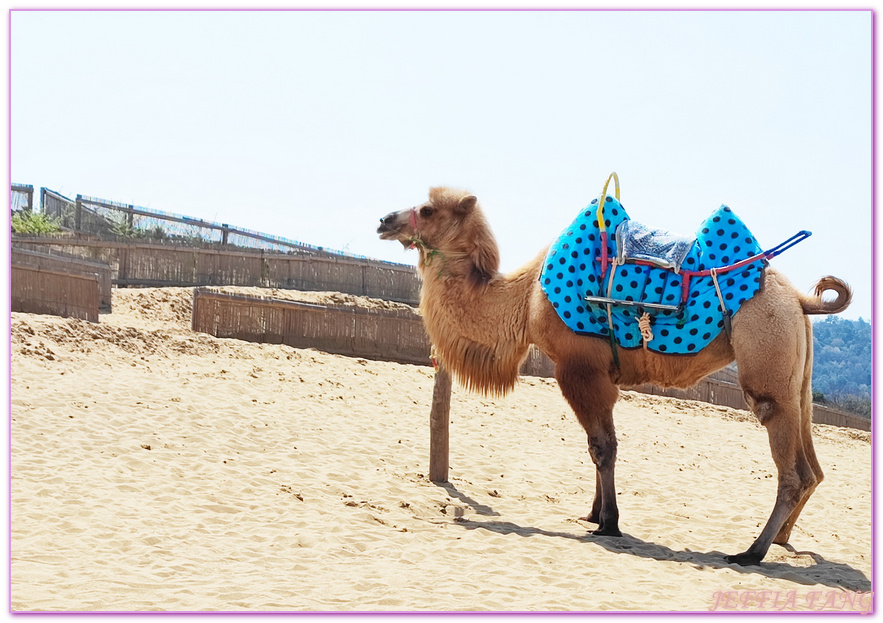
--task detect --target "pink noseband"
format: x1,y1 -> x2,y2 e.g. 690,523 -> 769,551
408,207 -> 419,249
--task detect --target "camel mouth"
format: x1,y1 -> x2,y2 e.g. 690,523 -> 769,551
376,224 -> 398,239
377,224 -> 414,249
377,211 -> 414,247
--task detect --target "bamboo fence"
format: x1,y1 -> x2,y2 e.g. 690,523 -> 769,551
11,265 -> 99,323
191,289 -> 429,365
12,247 -> 112,311
625,375 -> 870,431
12,237 -> 421,305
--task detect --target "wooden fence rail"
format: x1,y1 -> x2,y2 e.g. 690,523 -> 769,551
625,378 -> 749,411
810,404 -> 872,432
191,289 -> 430,365
11,265 -> 99,323
12,237 -> 421,305
625,378 -> 870,431
12,247 -> 112,311
191,288 -> 560,376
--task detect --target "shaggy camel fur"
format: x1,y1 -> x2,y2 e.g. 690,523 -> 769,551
377,186 -> 852,566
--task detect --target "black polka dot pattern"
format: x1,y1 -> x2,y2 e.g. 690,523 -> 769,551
540,200 -> 765,354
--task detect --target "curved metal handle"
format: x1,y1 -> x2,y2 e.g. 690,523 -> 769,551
596,171 -> 620,233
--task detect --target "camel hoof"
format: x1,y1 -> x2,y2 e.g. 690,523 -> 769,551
579,514 -> 600,524
592,526 -> 623,537
773,532 -> 792,546
725,552 -> 763,566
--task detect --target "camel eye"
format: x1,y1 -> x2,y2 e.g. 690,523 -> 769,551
420,206 -> 435,218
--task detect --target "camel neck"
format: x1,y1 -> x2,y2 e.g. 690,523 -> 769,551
417,258 -> 537,396
415,245 -> 473,282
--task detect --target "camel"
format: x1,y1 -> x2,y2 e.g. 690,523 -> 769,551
377,185 -> 852,566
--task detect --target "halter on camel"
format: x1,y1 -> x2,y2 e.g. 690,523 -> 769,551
541,172 -> 811,368
406,208 -> 421,249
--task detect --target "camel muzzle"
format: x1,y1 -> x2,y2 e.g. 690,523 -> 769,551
377,212 -> 401,236
377,209 -> 417,248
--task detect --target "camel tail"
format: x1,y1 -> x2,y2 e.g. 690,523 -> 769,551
801,276 -> 853,315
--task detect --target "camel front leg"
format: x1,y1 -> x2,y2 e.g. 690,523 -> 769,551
581,470 -> 602,524
588,429 -> 621,536
555,360 -> 622,537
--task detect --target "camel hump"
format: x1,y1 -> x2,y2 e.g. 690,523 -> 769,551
801,276 -> 853,315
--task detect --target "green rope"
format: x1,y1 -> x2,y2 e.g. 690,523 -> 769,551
408,237 -> 446,278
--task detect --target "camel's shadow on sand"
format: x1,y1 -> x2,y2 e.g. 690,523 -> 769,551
437,486 -> 870,593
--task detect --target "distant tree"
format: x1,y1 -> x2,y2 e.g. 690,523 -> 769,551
812,316 -> 871,416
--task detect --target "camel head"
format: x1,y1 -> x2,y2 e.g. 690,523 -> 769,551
377,186 -> 500,284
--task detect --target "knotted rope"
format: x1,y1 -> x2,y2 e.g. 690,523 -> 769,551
638,312 -> 654,349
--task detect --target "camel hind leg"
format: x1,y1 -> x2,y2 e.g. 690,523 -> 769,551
726,283 -> 820,565
773,315 -> 824,545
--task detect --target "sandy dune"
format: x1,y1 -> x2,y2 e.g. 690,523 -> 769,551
10,287 -> 873,612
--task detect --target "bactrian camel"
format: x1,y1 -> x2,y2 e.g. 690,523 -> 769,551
377,185 -> 851,565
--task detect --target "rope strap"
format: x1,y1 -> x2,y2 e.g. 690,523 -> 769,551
638,312 -> 654,349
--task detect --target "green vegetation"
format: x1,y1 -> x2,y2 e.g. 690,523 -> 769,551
812,316 -> 871,417
111,214 -> 169,240
11,210 -> 61,234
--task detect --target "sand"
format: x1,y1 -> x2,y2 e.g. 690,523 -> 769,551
10,287 -> 873,612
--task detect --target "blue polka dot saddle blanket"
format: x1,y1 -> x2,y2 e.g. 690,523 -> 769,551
540,174 -> 811,355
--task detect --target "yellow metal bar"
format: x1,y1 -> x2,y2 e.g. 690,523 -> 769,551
596,172 -> 620,233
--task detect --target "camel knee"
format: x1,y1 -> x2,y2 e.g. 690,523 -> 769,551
801,454 -> 824,489
800,461 -> 821,493
778,458 -> 819,502
588,434 -> 617,470
743,390 -> 778,425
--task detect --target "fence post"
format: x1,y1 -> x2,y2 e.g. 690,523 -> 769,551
118,246 -> 129,284
75,195 -> 83,231
11,184 -> 34,212
191,288 -> 200,332
261,251 -> 270,288
429,361 -> 451,483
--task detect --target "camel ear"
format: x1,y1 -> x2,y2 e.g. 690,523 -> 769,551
455,194 -> 478,215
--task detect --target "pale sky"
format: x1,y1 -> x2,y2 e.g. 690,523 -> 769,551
10,9 -> 873,320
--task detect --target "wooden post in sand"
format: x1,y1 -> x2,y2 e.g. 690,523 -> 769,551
429,362 -> 452,483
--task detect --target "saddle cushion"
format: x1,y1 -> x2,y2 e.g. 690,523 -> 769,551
540,196 -> 765,355
617,219 -> 695,271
